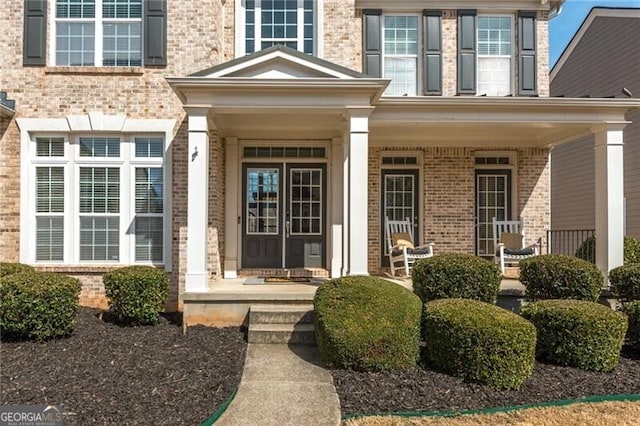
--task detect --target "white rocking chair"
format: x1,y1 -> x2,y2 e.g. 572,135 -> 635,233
492,217 -> 539,274
385,217 -> 434,277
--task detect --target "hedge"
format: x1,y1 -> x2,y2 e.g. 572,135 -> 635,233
422,299 -> 537,389
521,300 -> 627,372
0,271 -> 81,341
314,276 -> 422,372
609,263 -> 640,303
0,262 -> 35,278
412,253 -> 502,304
519,255 -> 603,302
103,266 -> 169,325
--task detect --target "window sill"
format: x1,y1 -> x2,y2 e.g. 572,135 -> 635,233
34,264 -> 165,274
44,67 -> 145,76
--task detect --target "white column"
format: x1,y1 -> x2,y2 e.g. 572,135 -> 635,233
224,137 -> 239,278
330,137 -> 344,278
185,108 -> 211,292
346,108 -> 373,275
342,132 -> 350,276
594,124 -> 625,277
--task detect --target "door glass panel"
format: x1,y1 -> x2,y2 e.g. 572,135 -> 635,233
476,173 -> 509,256
246,168 -> 279,235
290,168 -> 322,235
384,175 -> 415,223
383,174 -> 416,256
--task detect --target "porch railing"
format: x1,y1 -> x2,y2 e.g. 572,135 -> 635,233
545,229 -> 595,256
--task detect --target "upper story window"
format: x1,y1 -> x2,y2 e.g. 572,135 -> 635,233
477,16 -> 513,96
383,15 -> 419,96
240,0 -> 317,56
54,0 -> 142,66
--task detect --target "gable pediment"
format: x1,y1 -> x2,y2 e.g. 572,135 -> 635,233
190,45 -> 365,79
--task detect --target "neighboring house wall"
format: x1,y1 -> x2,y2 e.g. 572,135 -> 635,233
551,12 -> 640,238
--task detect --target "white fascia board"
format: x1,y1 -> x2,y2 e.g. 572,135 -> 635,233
372,97 -> 639,124
355,0 -> 550,12
551,8 -> 640,81
0,104 -> 15,118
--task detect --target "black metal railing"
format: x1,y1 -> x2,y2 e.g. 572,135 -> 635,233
546,229 -> 595,256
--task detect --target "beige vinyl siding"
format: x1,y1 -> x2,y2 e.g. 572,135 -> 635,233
551,14 -> 640,237
551,136 -> 595,231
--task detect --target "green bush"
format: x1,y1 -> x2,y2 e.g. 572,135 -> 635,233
521,300 -> 627,372
519,255 -> 603,302
314,276 -> 422,372
411,253 -> 502,304
103,266 -> 169,325
622,301 -> 640,345
0,262 -> 35,278
422,299 -> 536,389
609,263 -> 640,303
0,272 -> 81,341
575,236 -> 640,265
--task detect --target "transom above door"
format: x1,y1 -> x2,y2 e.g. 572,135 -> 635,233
242,162 -> 326,268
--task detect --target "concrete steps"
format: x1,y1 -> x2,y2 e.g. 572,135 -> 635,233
248,305 -> 316,344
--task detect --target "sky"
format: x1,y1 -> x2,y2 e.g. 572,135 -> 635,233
549,0 -> 640,69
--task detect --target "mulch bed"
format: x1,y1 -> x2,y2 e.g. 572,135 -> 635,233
334,345 -> 640,417
1,307 -> 247,425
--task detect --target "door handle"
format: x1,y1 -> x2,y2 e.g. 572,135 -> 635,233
285,220 -> 290,238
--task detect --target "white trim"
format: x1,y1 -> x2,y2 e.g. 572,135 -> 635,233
551,8 -> 640,81
16,114 -> 175,269
356,0 -> 555,11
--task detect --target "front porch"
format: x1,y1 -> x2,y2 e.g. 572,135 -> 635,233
182,274 -> 528,328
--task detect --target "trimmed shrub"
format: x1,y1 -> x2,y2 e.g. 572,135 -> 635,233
575,235 -> 640,265
422,299 -> 536,389
411,253 -> 502,304
610,263 -> 640,303
103,266 -> 169,325
0,262 -> 35,278
521,300 -> 627,372
314,276 -> 422,371
519,255 -> 603,302
622,301 -> 640,345
0,272 -> 81,341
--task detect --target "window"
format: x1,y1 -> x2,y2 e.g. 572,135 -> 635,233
54,0 -> 142,66
30,134 -> 165,264
477,16 -> 513,96
242,0 -> 316,55
383,16 -> 419,96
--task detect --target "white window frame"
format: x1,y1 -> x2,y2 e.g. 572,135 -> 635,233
50,0 -> 143,67
235,0 -> 323,58
476,14 -> 515,96
381,13 -> 421,97
18,116 -> 174,270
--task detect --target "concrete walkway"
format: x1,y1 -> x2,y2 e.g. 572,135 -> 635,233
215,344 -> 341,426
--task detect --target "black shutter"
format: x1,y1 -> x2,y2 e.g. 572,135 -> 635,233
23,0 -> 47,66
518,11 -> 537,96
363,9 -> 382,77
457,9 -> 476,94
423,10 -> 442,95
144,0 -> 167,66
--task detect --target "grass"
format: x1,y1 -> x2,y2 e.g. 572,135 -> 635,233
342,401 -> 640,426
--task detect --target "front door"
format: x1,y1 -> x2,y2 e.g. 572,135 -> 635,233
475,170 -> 512,257
380,170 -> 419,266
242,163 -> 326,268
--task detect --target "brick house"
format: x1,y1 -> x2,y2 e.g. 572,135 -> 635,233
550,7 -> 640,240
1,0 -> 637,325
